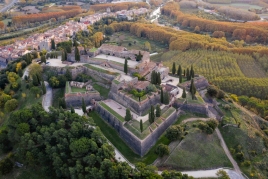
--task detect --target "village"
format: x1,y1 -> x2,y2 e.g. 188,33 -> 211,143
0,7 -> 148,69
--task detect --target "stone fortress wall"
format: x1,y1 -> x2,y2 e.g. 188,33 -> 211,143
96,102 -> 179,156
109,80 -> 160,114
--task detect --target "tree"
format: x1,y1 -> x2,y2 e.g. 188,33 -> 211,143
82,98 -> 86,113
156,104 -> 161,117
65,69 -> 72,81
29,63 -> 42,77
186,68 -> 190,80
179,73 -> 182,83
125,108 -> 132,122
49,76 -> 59,88
75,46 -> 80,62
124,59 -> 128,74
4,99 -> 18,112
51,39 -> 56,50
177,65 -> 182,76
41,55 -> 46,64
30,86 -> 41,97
190,65 -> 194,78
216,170 -> 230,179
151,71 -> 156,84
172,62 -> 176,75
151,105 -> 155,123
157,72 -> 161,85
166,125 -> 183,141
194,26 -> 200,33
182,87 -> 186,98
71,106 -> 75,113
148,111 -> 152,124
207,85 -> 218,98
161,88 -> 164,103
61,51 -> 65,61
140,120 -> 143,132
189,79 -> 196,100
104,26 -> 114,35
144,41 -> 151,51
135,51 -> 143,61
0,157 -> 13,175
64,50 -> 67,61
163,92 -> 170,105
18,69 -> 23,77
155,144 -> 169,157
32,75 -> 39,86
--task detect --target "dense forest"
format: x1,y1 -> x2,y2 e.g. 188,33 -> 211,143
90,2 -> 149,12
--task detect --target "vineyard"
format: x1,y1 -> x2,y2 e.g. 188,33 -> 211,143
152,50 -> 268,98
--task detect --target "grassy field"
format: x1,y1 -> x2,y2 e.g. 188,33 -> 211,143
163,128 -> 232,170
219,106 -> 268,178
90,112 -> 171,164
84,64 -> 119,76
108,32 -> 168,53
92,83 -> 110,98
71,86 -> 87,93
216,3 -> 262,10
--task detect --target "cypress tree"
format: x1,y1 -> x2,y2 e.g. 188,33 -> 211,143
124,59 -> 128,74
64,50 -> 67,61
161,88 -> 164,103
41,55 -> 46,64
65,69 -> 72,81
151,71 -> 155,84
177,65 -> 182,76
82,98 -> 86,113
151,105 -> 155,122
75,46 -> 80,62
182,87 -> 186,98
172,62 -> 176,75
51,39 -> 56,50
71,106 -> 75,113
190,65 -> 194,78
18,69 -> 23,77
190,79 -> 196,100
157,72 -> 161,85
186,68 -> 190,80
61,51 -> 65,61
179,73 -> 182,83
156,104 -> 161,117
140,120 -> 143,132
32,74 -> 38,86
41,81 -> 46,94
148,111 -> 152,124
164,92 -> 170,105
61,98 -> 67,109
183,69 -> 186,77
125,108 -> 132,121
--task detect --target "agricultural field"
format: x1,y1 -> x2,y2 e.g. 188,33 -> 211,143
151,50 -> 268,98
108,32 -> 168,53
161,128 -> 232,170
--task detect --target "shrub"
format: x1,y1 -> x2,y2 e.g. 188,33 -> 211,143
242,160 -> 251,167
236,152 -> 245,162
0,157 -> 13,175
155,144 -> 169,157
166,125 -> 183,141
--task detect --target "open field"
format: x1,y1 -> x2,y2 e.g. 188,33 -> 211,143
214,3 -> 262,10
163,128 -> 232,170
108,32 -> 168,53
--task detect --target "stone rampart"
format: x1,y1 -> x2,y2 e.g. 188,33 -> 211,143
108,90 -> 160,114
65,91 -> 101,107
96,103 -> 179,156
173,101 -> 208,116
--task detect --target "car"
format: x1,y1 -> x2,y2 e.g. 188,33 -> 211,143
46,62 -> 50,64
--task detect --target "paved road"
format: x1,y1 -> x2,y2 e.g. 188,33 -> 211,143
0,0 -> 18,13
22,66 -> 29,79
42,81 -> 52,112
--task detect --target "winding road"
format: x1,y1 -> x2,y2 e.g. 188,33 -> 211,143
0,0 -> 18,13
42,81 -> 52,112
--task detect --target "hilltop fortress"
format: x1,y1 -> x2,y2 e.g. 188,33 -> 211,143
44,44 -> 209,156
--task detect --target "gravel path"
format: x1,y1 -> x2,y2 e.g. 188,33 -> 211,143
42,81 -> 52,112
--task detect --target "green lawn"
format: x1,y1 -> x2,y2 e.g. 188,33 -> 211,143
90,112 -> 170,164
186,91 -> 205,105
99,102 -> 124,122
161,107 -> 176,119
84,64 -> 119,75
93,83 -> 110,98
163,128 -> 232,170
124,122 -> 151,139
89,47 -> 98,52
71,86 -> 87,93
